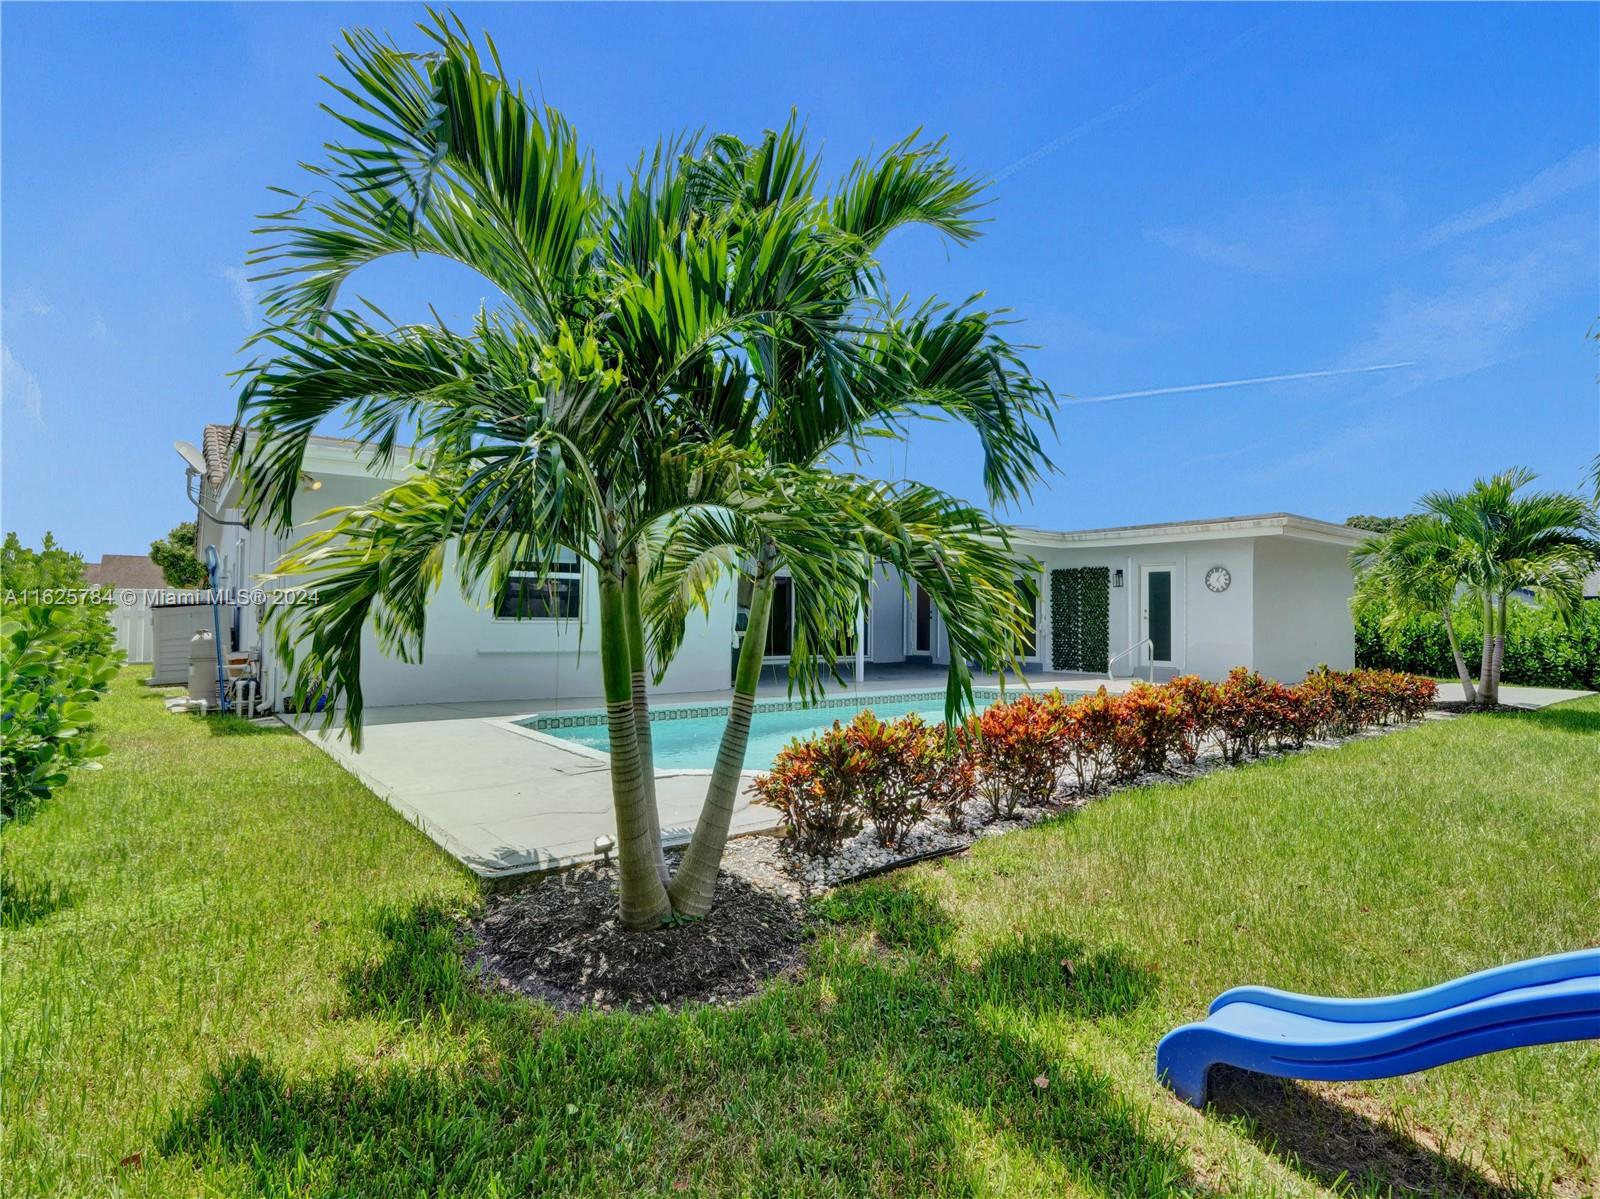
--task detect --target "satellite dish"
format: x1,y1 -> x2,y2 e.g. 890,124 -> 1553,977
174,439 -> 208,475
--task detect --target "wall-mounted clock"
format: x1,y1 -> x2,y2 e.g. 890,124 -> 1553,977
1204,566 -> 1232,594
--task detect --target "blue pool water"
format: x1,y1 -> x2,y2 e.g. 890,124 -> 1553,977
532,692 -> 988,771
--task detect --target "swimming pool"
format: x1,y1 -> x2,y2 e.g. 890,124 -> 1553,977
524,688 -> 1008,771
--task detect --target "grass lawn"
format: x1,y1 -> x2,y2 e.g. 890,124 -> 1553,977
3,668 -> 1597,1198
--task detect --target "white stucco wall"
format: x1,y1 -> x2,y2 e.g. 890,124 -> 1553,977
867,566 -> 906,664
1033,538 -> 1256,679
197,441 -> 1359,705
1251,536 -> 1355,681
221,465 -> 731,710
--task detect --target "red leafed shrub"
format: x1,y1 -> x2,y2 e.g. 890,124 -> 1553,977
757,668 -> 1438,858
1389,672 -> 1437,721
1214,667 -> 1278,763
842,710 -> 935,848
968,692 -> 1068,818
1300,666 -> 1379,735
925,722 -> 979,832
1110,682 -> 1185,780
752,721 -> 866,857
1303,667 -> 1437,730
1059,688 -> 1120,796
1164,675 -> 1219,764
1267,681 -> 1322,749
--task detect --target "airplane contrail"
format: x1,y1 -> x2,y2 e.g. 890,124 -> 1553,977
994,21 -> 1273,183
1068,361 -> 1418,405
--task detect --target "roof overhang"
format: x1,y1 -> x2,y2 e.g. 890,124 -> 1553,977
213,435 -> 419,508
1009,513 -> 1368,551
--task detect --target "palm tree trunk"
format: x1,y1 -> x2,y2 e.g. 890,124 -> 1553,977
667,571 -> 776,918
598,569 -> 673,929
1440,603 -> 1476,705
623,550 -> 669,888
1489,594 -> 1509,704
1478,594 -> 1495,706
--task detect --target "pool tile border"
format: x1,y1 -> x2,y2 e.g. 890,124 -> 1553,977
524,687 -> 1014,733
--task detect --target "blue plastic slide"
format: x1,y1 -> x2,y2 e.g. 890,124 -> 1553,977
1156,949 -> 1600,1107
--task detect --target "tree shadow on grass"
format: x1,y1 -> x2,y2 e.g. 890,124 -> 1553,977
1207,1067 -> 1530,1199
159,877 -> 1229,1197
1,871 -> 75,929
1498,704 -> 1600,738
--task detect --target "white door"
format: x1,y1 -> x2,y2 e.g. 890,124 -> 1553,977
1139,564 -> 1177,667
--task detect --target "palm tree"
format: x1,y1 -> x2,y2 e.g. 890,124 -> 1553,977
627,127 -> 1053,915
1410,469 -> 1599,705
235,14 -> 1053,927
1352,516 -> 1477,704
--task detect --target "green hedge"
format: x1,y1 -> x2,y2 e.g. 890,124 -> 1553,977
2,534 -> 121,824
1050,567 -> 1109,672
1354,597 -> 1600,691
2,605 -> 120,825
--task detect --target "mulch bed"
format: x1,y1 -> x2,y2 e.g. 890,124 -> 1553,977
1431,699 -> 1512,715
467,855 -> 808,1012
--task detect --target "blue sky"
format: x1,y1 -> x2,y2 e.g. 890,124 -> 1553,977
4,2 -> 1596,560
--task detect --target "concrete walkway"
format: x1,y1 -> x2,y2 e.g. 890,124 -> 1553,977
292,673 -> 1593,880
1431,682 -> 1594,709
293,668 -> 1116,879
296,699 -> 771,878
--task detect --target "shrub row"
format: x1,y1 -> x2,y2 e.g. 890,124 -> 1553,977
756,668 -> 1436,858
1355,596 -> 1600,691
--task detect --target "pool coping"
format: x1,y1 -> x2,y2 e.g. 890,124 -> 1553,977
495,686 -> 1015,775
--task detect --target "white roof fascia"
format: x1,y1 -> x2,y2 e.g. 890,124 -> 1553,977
1008,513 -> 1367,551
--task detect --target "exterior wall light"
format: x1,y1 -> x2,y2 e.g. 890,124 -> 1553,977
1113,569 -> 1124,588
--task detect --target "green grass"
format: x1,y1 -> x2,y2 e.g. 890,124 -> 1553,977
3,669 -> 1597,1198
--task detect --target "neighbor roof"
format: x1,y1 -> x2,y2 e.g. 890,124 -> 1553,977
84,554 -> 167,589
1011,512 -> 1368,549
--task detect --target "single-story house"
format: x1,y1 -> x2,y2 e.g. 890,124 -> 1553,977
180,424 -> 1364,711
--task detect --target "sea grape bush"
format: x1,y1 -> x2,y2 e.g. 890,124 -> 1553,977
2,604 -> 120,824
756,668 -> 1437,854
2,535 -> 122,825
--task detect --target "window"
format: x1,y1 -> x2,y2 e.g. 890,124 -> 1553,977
765,577 -> 794,656
913,584 -> 932,654
736,575 -> 795,657
833,601 -> 870,660
496,553 -> 582,620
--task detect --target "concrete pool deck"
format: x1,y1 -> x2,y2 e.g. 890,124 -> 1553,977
290,674 -> 1592,879
290,668 -> 1114,878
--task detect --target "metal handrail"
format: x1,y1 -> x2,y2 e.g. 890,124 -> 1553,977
1107,637 -> 1154,683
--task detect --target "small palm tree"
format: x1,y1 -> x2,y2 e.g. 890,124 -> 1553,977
1371,469 -> 1600,705
235,13 -> 1054,928
1353,516 -> 1477,704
